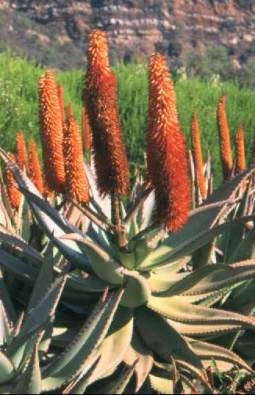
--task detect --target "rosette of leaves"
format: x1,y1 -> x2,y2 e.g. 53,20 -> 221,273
1,149 -> 255,394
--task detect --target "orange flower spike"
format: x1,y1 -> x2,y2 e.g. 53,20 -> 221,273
16,132 -> 27,171
64,104 -> 90,204
28,139 -> 44,195
82,107 -> 92,152
235,123 -> 246,174
217,95 -> 233,180
57,82 -> 65,126
84,30 -> 129,196
191,112 -> 207,199
5,153 -> 21,210
39,70 -> 65,193
147,54 -> 191,232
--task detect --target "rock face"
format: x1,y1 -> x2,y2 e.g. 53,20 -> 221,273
1,0 -> 255,68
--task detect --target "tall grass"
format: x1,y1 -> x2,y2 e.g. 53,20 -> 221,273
1,52 -> 255,186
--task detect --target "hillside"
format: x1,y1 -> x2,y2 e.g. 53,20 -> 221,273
0,1 -> 255,69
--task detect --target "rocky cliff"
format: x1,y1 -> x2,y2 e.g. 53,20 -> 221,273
0,0 -> 255,69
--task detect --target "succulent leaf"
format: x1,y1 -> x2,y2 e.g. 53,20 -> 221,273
13,342 -> 42,394
168,320 -> 243,337
27,243 -> 55,311
188,338 -> 252,373
63,234 -> 124,285
0,229 -> 43,264
43,289 -> 124,391
161,260 -> 255,297
149,374 -> 174,395
0,248 -> 36,281
124,332 -> 153,392
10,275 -> 67,351
89,307 -> 133,384
0,270 -> 16,325
151,214 -> 255,270
62,356 -> 101,395
163,167 -> 255,249
148,295 -> 255,330
0,352 -> 15,384
120,270 -> 151,308
135,308 -> 203,370
102,360 -> 138,394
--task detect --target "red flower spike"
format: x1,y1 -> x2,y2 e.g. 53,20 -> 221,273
38,70 -> 66,193
146,53 -> 191,232
191,112 -> 207,199
235,123 -> 246,174
5,153 -> 21,210
64,104 -> 90,204
16,132 -> 27,171
57,82 -> 65,126
82,107 -> 92,152
84,30 -> 129,197
217,95 -> 233,180
28,139 -> 44,195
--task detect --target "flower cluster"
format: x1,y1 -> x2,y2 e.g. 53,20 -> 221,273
39,70 -> 65,193
146,54 -> 191,232
84,30 -> 129,197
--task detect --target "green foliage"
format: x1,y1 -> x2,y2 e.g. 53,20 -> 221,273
181,46 -> 234,81
1,52 -> 255,186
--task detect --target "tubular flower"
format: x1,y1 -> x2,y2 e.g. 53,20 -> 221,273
217,95 -> 233,180
191,112 -> 207,199
39,70 -> 65,193
16,132 -> 27,171
5,153 -> 21,210
84,29 -> 129,196
82,107 -> 92,152
57,82 -> 65,126
146,53 -> 191,232
235,123 -> 246,174
63,105 -> 90,203
28,139 -> 44,195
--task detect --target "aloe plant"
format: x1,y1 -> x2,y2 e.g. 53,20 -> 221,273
0,148 -> 255,393
1,28 -> 255,395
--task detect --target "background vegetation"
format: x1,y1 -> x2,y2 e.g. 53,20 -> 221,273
1,51 -> 255,187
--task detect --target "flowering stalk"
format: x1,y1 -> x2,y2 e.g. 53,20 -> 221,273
28,139 -> 44,195
235,123 -> 246,174
57,82 -> 65,126
82,107 -> 92,152
84,30 -> 129,198
191,112 -> 207,199
39,70 -> 65,193
63,105 -> 90,204
217,95 -> 233,180
16,132 -> 27,171
5,153 -> 21,210
146,54 -> 191,232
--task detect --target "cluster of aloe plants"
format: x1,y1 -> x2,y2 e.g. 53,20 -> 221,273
0,29 -> 255,394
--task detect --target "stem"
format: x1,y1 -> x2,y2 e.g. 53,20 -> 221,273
111,194 -> 127,248
129,222 -> 158,244
70,199 -> 111,232
124,186 -> 153,225
90,197 -> 111,223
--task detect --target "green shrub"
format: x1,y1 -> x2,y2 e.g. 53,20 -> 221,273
1,52 -> 255,186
